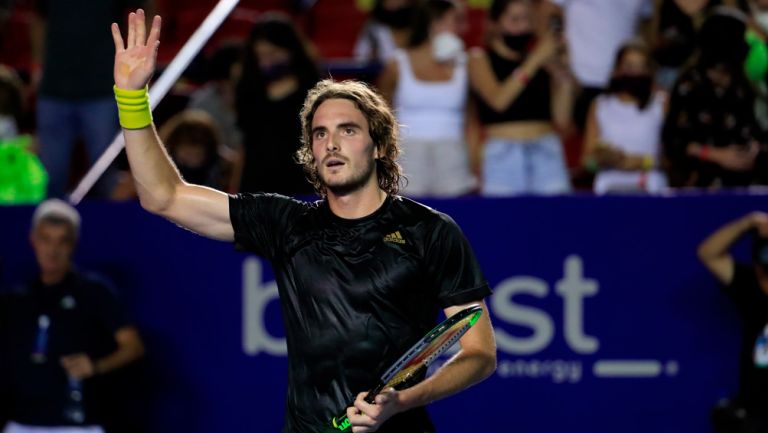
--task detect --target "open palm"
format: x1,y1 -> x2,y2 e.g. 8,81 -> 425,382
112,9 -> 161,90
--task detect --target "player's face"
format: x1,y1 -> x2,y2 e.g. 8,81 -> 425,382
311,98 -> 379,195
30,222 -> 75,277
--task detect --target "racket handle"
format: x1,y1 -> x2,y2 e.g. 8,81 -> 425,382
330,388 -> 380,431
331,413 -> 351,431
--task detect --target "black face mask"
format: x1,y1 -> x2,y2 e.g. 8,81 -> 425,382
609,74 -> 654,107
259,61 -> 293,83
502,32 -> 534,53
375,6 -> 414,29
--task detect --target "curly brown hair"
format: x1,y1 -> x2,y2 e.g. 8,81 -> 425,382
296,79 -> 404,197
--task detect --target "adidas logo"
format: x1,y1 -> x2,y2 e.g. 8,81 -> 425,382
383,230 -> 406,244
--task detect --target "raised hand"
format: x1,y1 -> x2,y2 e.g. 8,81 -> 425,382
112,9 -> 161,90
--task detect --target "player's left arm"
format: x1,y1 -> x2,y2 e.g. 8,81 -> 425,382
349,300 -> 496,432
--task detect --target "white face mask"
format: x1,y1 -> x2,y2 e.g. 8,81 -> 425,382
0,115 -> 18,141
432,31 -> 464,62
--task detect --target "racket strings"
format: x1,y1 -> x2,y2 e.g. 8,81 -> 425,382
384,318 -> 473,388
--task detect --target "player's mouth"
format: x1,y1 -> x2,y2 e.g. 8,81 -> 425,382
324,158 -> 346,168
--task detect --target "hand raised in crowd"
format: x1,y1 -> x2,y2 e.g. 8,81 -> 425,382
528,31 -> 562,67
111,9 -> 162,91
61,353 -> 97,380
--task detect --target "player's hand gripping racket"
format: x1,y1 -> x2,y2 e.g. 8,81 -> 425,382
330,304 -> 483,431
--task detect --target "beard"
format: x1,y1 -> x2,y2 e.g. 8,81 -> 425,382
318,157 -> 377,196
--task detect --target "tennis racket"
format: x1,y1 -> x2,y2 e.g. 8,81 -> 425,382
330,304 -> 483,431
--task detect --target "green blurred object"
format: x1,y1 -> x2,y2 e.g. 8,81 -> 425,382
0,135 -> 48,205
745,30 -> 768,83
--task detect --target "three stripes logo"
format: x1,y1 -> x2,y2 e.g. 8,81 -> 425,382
383,230 -> 406,244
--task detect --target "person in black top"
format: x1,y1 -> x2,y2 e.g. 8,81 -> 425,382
698,211 -> 768,433
32,0 -> 153,198
662,7 -> 763,188
112,9 -> 496,433
468,0 -> 574,196
236,13 -> 320,196
0,199 -> 145,433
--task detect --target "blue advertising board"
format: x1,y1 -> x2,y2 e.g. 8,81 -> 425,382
0,193 -> 764,433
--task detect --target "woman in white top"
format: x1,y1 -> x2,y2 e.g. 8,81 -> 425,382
583,40 -> 669,194
378,0 -> 477,197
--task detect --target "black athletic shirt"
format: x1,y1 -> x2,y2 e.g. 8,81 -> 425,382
0,271 -> 128,426
722,264 -> 768,417
229,193 -> 491,433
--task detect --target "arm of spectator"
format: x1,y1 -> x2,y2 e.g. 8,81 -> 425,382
61,326 -> 145,379
113,10 -> 233,241
685,142 -> 759,172
582,100 -> 623,169
547,53 -> 575,133
697,212 -> 768,285
377,58 -> 399,106
468,38 -> 556,113
582,99 -> 600,169
30,9 -> 46,86
465,98 -> 483,178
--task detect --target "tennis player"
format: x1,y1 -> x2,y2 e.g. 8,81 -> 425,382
111,10 -> 496,433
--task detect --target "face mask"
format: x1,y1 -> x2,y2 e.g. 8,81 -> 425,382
260,61 -> 293,82
609,74 -> 653,105
502,32 -> 534,53
432,32 -> 464,62
376,6 -> 414,29
0,115 -> 18,141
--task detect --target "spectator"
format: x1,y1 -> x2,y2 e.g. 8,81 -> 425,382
188,42 -> 244,156
698,211 -> 768,433
0,64 -> 22,140
0,65 -> 47,205
545,0 -> 653,129
354,0 -> 421,66
651,0 -> 714,91
378,0 -> 476,197
663,7 -> 763,187
160,110 -> 233,190
236,13 -> 319,196
468,0 -> 574,196
32,0 -> 153,199
583,40 -> 669,193
0,199 -> 145,433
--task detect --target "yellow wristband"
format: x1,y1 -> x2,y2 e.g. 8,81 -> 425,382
114,85 -> 152,130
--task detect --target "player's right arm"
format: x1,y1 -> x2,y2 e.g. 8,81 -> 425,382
111,10 -> 233,241
698,212 -> 768,285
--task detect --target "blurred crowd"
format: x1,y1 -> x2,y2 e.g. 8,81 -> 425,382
1,0 -> 768,202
